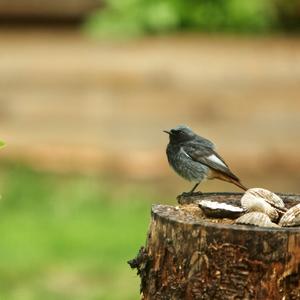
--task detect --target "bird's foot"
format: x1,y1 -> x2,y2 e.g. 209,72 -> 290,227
176,191 -> 203,204
181,191 -> 203,197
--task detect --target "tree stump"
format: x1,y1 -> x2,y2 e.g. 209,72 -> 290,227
129,193 -> 300,300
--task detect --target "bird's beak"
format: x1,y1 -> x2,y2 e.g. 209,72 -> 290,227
163,130 -> 171,135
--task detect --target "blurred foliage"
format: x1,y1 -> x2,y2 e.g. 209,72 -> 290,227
275,0 -> 300,31
0,164 -> 161,300
84,0 -> 285,38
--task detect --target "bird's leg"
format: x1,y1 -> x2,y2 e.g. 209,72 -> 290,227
179,183 -> 202,198
177,182 -> 203,204
189,183 -> 200,193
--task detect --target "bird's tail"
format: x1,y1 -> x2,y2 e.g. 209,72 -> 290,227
211,169 -> 248,191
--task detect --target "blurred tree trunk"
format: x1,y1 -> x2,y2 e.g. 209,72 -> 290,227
129,193 -> 300,299
0,0 -> 102,19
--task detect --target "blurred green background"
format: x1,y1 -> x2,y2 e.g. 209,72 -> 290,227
0,0 -> 300,299
0,163 -> 160,300
85,0 -> 300,38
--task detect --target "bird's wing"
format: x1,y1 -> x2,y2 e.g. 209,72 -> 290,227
194,135 -> 215,149
182,142 -> 239,181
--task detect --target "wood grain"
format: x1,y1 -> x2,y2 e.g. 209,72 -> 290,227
129,193 -> 300,299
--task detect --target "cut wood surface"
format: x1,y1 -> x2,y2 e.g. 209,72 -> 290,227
129,193 -> 300,300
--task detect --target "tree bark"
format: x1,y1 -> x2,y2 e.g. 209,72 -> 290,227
129,193 -> 300,300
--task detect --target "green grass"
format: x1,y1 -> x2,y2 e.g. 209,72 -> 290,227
0,164 -> 156,300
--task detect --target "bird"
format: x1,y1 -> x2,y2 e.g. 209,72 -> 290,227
164,125 -> 247,194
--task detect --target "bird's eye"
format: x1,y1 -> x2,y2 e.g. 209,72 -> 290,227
171,129 -> 185,136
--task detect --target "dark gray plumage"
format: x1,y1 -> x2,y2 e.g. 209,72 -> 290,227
164,125 -> 247,193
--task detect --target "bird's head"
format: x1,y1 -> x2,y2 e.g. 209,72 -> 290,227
164,125 -> 195,143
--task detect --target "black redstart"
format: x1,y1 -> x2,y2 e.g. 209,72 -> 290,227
164,125 -> 247,194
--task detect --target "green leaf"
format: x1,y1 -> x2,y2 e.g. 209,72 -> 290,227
0,140 -> 6,148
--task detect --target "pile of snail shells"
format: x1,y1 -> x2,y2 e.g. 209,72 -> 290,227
236,188 -> 300,228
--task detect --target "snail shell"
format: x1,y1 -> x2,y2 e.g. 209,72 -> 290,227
246,188 -> 286,211
235,212 -> 279,228
241,193 -> 278,221
199,200 -> 245,219
279,203 -> 300,227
